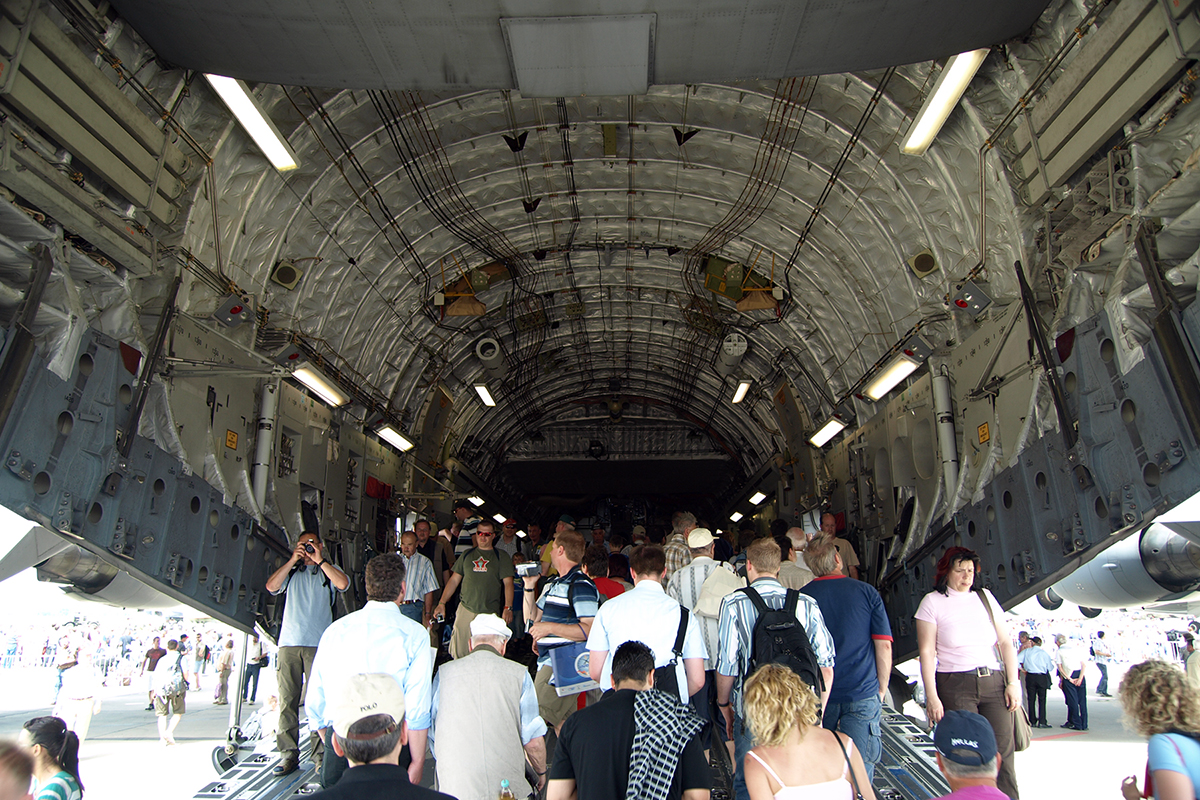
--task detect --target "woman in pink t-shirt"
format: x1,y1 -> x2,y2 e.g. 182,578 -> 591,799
914,546 -> 1021,799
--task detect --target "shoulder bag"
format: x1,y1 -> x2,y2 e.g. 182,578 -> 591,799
976,589 -> 1032,751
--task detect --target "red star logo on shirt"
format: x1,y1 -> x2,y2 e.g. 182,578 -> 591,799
472,555 -> 489,572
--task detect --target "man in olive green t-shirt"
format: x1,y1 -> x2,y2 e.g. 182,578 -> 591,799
435,519 -> 515,658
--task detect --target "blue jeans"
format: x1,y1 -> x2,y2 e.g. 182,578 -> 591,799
822,695 -> 882,782
733,715 -> 754,800
399,602 -> 424,624
1097,662 -> 1109,695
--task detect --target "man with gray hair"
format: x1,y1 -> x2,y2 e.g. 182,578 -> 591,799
931,710 -> 1007,799
801,534 -> 892,781
664,511 -> 698,582
308,673 -> 454,800
432,613 -> 548,798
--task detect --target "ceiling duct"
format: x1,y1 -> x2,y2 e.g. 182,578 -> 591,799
476,337 -> 507,381
715,332 -> 748,377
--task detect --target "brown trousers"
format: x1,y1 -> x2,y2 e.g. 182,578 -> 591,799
935,670 -> 1019,799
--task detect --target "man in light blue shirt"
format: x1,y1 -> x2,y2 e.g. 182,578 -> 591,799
264,530 -> 349,777
1019,636 -> 1055,728
307,553 -> 434,789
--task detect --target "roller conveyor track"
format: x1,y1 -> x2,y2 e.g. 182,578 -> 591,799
873,708 -> 952,799
196,708 -> 951,799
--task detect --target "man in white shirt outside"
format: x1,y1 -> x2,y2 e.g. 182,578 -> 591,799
587,544 -> 706,704
398,532 -> 439,627
307,553 -> 434,789
1054,634 -> 1088,731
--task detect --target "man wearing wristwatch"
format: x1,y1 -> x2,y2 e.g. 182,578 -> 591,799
434,519 -> 515,659
265,530 -> 350,777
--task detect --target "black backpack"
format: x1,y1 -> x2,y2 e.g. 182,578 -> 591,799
740,586 -> 824,693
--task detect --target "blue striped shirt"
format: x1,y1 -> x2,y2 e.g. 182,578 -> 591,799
455,515 -> 481,555
715,577 -> 836,716
534,564 -> 599,667
400,552 -> 439,602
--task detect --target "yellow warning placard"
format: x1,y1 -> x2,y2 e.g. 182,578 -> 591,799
225,430 -> 238,449
977,422 -> 990,444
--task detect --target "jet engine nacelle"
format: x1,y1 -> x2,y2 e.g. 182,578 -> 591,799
1048,523 -> 1200,609
0,525 -> 179,610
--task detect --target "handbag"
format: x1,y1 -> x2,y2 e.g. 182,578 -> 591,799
831,730 -> 865,800
1013,704 -> 1033,751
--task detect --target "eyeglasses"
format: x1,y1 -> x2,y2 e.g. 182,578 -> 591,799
504,524 -> 517,528
477,531 -> 495,537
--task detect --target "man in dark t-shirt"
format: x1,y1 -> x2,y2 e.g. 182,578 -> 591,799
549,641 -> 710,800
434,519 -> 514,659
141,636 -> 168,711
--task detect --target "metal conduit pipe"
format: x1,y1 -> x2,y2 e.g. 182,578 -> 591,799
252,379 -> 279,513
932,365 -> 959,508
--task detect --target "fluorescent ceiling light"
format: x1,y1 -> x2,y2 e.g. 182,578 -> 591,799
749,491 -> 767,505
732,379 -> 752,404
474,383 -> 496,407
516,530 -> 527,539
204,74 -> 299,171
902,49 -> 990,156
493,513 -> 507,524
467,496 -> 484,507
809,416 -> 848,447
376,425 -> 414,452
730,512 -> 744,523
864,354 -> 921,400
292,366 -> 349,407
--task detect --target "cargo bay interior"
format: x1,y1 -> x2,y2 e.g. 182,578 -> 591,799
0,0 -> 1198,661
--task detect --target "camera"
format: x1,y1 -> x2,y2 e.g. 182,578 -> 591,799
304,543 -> 315,554
516,562 -> 541,578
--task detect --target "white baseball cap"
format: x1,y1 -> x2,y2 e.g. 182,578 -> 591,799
329,673 -> 406,738
470,613 -> 511,640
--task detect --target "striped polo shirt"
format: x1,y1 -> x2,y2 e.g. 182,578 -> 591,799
534,564 -> 600,668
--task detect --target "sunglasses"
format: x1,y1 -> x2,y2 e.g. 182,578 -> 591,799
477,531 -> 496,536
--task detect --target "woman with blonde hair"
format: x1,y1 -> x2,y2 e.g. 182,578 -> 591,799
743,665 -> 874,800
1119,660 -> 1200,800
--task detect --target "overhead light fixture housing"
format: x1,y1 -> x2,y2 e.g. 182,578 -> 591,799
292,365 -> 349,407
864,335 -> 932,401
732,379 -> 752,404
204,74 -> 299,171
902,49 -> 990,156
730,511 -> 744,523
468,496 -> 484,507
376,425 -> 414,452
749,491 -> 767,505
474,383 -> 496,407
809,415 -> 849,447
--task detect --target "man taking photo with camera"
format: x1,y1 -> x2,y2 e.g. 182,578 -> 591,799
265,530 -> 350,777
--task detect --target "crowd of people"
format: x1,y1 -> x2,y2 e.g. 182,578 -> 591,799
8,513 -> 1200,800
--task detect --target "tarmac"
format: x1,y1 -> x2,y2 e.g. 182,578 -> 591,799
0,662 -> 1154,800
